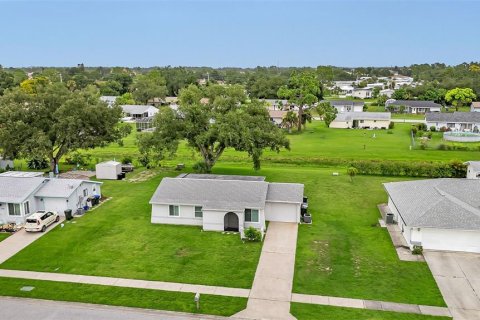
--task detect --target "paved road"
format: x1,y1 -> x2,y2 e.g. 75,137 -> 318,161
0,297 -> 229,320
233,222 -> 298,320
424,251 -> 480,320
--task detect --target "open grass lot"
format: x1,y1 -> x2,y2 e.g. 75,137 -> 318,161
0,169 -> 262,289
291,303 -> 451,320
0,277 -> 246,316
0,233 -> 10,242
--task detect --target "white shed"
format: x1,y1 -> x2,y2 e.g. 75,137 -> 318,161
95,161 -> 122,180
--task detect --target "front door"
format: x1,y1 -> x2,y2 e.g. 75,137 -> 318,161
224,212 -> 239,232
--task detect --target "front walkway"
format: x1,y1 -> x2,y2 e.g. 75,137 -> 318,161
0,218 -> 64,264
233,222 -> 298,320
424,251 -> 480,320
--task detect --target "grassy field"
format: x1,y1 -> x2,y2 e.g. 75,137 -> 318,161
291,303 -> 451,320
0,169 -> 262,289
0,233 -> 10,242
0,277 -> 246,316
65,121 -> 480,171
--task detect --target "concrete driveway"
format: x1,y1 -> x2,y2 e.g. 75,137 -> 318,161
424,251 -> 480,320
0,218 -> 64,264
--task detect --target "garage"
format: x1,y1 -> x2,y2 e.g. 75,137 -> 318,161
264,202 -> 300,223
421,228 -> 480,253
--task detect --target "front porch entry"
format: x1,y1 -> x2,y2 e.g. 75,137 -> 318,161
224,212 -> 239,232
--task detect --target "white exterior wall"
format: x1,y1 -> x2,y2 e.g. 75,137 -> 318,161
151,204 -> 203,226
358,119 -> 390,129
146,106 -> 159,117
418,228 -> 480,253
329,121 -> 350,129
0,192 -> 40,224
96,163 -> 122,180
271,117 -> 283,126
264,202 -> 300,223
352,89 -> 372,99
427,121 -> 480,132
467,165 -> 480,179
244,209 -> 266,231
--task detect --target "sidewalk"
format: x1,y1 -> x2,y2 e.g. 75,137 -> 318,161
233,222 -> 298,320
0,218 -> 64,264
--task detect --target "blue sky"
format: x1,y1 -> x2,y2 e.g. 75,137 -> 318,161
1,0 -> 479,67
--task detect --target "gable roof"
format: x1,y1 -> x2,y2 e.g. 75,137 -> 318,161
426,112 -> 480,123
0,177 -> 46,203
388,100 -> 441,109
333,112 -> 391,122
266,183 -> 303,203
35,179 -> 101,198
384,179 -> 480,230
121,105 -> 157,115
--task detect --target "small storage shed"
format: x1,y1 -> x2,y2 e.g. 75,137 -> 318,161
95,161 -> 122,180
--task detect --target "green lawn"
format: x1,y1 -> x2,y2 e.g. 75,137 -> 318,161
0,233 -> 10,242
0,169 -> 262,289
392,113 -> 426,120
0,277 -> 246,316
291,303 -> 451,320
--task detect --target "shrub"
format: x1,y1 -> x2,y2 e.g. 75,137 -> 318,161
426,132 -> 432,139
437,144 -> 449,150
411,127 -> 418,136
193,161 -> 210,173
388,122 -> 395,129
416,123 -> 427,131
121,156 -> 133,164
412,245 -> 423,255
430,126 -> 436,132
244,227 -> 262,242
65,152 -> 91,166
137,154 -> 151,168
27,158 -> 49,170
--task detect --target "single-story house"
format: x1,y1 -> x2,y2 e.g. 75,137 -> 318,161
466,161 -> 480,179
268,110 -> 297,126
135,117 -> 156,132
149,174 -> 304,237
386,100 -> 441,114
366,83 -> 385,89
384,178 -> 480,253
329,112 -> 391,129
338,85 -> 354,96
380,89 -> 395,98
100,96 -> 118,107
322,100 -> 364,113
426,112 -> 480,132
471,102 -> 480,113
121,105 -> 159,121
352,88 -> 373,99
0,176 -> 102,225
95,161 -> 122,180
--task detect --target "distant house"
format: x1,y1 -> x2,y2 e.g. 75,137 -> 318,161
121,105 -> 159,121
386,100 -> 441,114
0,157 -> 14,170
471,102 -> 480,113
366,83 -> 385,89
0,175 -> 101,224
262,99 -> 289,110
380,89 -> 395,98
338,85 -> 354,97
329,112 -> 391,129
149,174 -> 304,237
352,88 -> 373,99
426,112 -> 480,132
268,110 -> 297,126
466,161 -> 480,179
322,100 -> 364,113
384,178 -> 480,253
100,96 -> 117,107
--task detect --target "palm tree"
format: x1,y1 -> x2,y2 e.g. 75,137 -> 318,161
281,111 -> 298,133
347,167 -> 359,182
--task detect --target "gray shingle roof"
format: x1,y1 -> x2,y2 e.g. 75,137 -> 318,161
266,183 -> 304,203
334,112 -> 391,122
384,179 -> 480,230
388,100 -> 441,109
150,175 -> 304,211
35,179 -> 101,198
426,112 -> 480,123
121,105 -> 157,115
0,177 -> 46,203
178,174 -> 266,182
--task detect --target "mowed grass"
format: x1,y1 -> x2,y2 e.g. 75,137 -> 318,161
81,121 -> 480,166
0,233 -> 10,242
291,303 -> 451,320
0,169 -> 262,289
210,165 -> 444,306
0,277 -> 246,316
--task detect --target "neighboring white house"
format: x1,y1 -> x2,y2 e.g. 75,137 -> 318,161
95,161 -> 122,180
366,83 -> 385,89
121,105 -> 159,121
471,102 -> 480,113
380,89 -> 395,98
0,176 -> 102,225
100,96 -> 118,107
262,99 -> 289,110
329,112 -> 391,129
149,174 -> 304,237
386,100 -> 442,114
0,157 -> 14,170
466,161 -> 480,179
323,100 -> 364,113
268,110 -> 298,126
338,85 -> 354,97
384,179 -> 480,253
426,112 -> 480,132
352,88 -> 373,99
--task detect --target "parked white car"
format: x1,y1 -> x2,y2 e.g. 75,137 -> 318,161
25,211 -> 60,232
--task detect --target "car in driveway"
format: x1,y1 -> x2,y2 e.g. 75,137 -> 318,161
25,211 -> 60,232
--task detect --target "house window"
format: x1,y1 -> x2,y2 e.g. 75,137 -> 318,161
195,206 -> 203,218
169,205 -> 179,216
360,120 -> 364,123
24,201 -> 30,215
8,203 -> 21,216
83,189 -> 88,197
245,209 -> 259,222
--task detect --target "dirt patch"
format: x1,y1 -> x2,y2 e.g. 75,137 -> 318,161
127,170 -> 159,183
